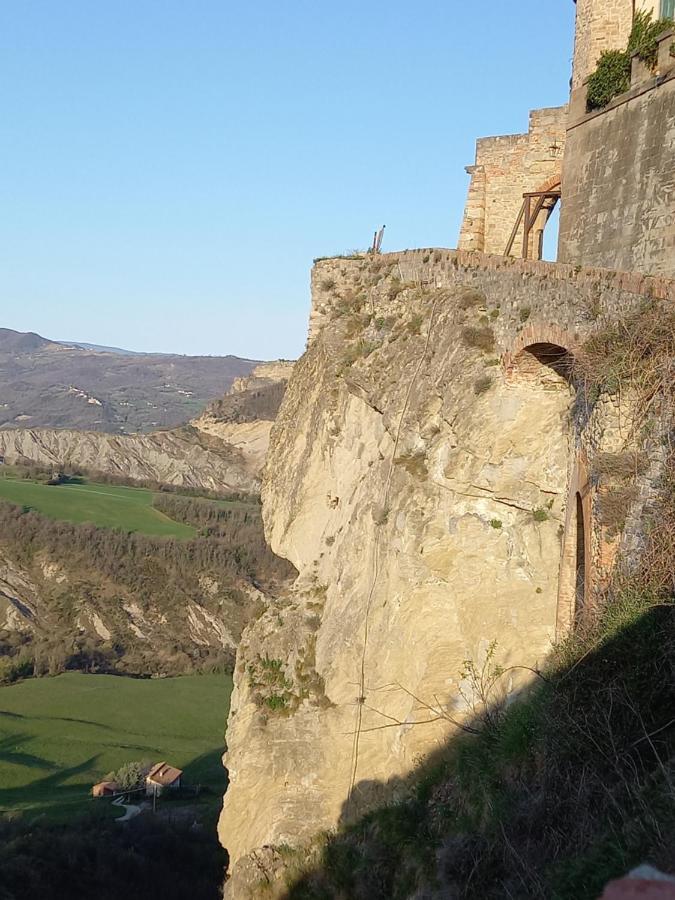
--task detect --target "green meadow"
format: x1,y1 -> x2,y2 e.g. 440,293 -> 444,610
0,475 -> 195,538
0,672 -> 232,822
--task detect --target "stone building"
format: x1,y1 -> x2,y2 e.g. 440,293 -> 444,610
459,0 -> 675,275
458,106 -> 566,260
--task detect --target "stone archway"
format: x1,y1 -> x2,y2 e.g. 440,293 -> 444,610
557,454 -> 593,635
527,176 -> 562,262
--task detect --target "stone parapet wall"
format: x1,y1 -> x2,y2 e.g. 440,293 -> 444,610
309,248 -> 675,346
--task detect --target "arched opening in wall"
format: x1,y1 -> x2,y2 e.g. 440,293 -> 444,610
504,177 -> 561,260
575,492 -> 586,615
557,458 -> 592,638
510,342 -> 574,390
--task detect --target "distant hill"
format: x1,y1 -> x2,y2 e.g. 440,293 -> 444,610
0,327 -> 261,433
57,339 -> 145,355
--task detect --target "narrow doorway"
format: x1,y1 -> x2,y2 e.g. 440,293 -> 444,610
575,492 -> 586,615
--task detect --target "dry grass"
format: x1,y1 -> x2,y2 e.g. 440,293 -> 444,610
457,288 -> 486,310
575,301 -> 675,423
592,451 -> 649,480
462,326 -> 495,354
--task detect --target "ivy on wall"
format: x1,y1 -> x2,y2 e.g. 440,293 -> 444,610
587,10 -> 674,110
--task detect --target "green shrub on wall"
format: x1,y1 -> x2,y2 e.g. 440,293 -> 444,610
586,11 -> 674,110
628,9 -> 674,68
586,50 -> 631,110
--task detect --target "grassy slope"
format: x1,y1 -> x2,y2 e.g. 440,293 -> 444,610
0,476 -> 195,538
0,672 -> 232,822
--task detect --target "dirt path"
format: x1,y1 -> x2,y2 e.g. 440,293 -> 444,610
112,795 -> 143,822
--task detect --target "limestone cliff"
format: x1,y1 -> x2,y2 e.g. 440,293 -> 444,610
219,250 -> 673,894
0,361 -> 293,493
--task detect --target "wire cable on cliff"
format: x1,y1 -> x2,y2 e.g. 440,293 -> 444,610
346,288 -> 444,808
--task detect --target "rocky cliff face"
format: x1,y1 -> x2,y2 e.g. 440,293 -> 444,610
219,250 -> 671,894
0,361 -> 294,493
191,361 -> 294,476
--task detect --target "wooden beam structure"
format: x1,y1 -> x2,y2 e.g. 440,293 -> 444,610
504,190 -> 561,260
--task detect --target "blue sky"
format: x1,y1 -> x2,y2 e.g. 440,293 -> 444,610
0,1 -> 575,360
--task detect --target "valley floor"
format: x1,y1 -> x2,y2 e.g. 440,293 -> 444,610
0,671 -> 232,823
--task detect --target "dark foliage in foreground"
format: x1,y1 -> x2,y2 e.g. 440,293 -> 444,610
0,813 -> 227,900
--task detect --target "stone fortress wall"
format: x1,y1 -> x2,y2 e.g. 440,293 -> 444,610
559,27 -> 675,276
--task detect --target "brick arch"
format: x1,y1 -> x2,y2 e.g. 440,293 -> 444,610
502,324 -> 578,377
534,174 -> 562,194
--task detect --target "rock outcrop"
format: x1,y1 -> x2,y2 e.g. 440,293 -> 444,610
219,250 -> 672,894
191,361 -> 294,476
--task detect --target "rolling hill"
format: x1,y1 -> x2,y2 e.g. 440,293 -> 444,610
0,327 -> 260,433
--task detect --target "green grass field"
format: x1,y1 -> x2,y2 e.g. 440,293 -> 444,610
0,672 -> 232,822
0,476 -> 196,538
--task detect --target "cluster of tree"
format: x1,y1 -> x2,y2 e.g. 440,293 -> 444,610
0,499 -> 291,588
103,760 -> 149,790
206,379 -> 287,424
152,493 -> 259,538
0,497 -> 294,680
0,814 -> 227,900
0,628 -> 236,683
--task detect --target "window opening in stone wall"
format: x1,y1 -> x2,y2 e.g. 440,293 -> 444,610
575,492 -> 586,616
504,189 -> 560,260
662,0 -> 675,20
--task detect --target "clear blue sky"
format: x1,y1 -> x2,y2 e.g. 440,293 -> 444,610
0,1 -> 575,360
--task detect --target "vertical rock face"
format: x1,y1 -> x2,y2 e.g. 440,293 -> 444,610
219,251 -> 668,892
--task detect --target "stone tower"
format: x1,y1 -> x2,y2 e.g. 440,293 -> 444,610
571,1 -> 668,88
